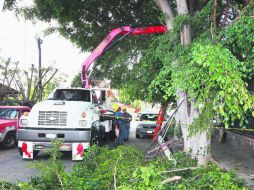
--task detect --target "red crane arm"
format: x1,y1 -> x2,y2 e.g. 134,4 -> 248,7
81,25 -> 167,89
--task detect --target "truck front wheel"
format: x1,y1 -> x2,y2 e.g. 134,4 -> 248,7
91,130 -> 102,146
0,132 -> 16,149
18,148 -> 40,159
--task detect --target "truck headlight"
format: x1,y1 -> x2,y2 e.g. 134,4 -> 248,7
20,119 -> 28,126
79,120 -> 87,127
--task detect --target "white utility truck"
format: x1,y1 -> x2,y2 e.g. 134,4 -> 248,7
18,88 -> 114,160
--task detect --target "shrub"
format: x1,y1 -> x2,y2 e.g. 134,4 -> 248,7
1,143 -> 247,190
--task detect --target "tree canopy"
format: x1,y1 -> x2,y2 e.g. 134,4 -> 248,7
5,0 -> 254,127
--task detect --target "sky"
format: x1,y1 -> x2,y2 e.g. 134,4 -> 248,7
0,7 -> 89,86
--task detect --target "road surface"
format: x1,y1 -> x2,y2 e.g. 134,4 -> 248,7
0,119 -> 153,183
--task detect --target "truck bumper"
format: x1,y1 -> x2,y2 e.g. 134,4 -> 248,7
17,128 -> 91,142
17,128 -> 91,160
18,141 -> 89,160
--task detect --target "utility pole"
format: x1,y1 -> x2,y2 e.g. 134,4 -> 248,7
37,38 -> 43,101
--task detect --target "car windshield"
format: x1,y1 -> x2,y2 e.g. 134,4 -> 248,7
140,114 -> 158,121
0,108 -> 19,120
48,89 -> 91,102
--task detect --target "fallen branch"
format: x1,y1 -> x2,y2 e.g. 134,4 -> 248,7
207,155 -> 229,171
163,167 -> 198,173
114,153 -> 123,190
160,176 -> 181,185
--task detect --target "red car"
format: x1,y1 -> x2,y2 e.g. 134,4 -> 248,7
0,106 -> 30,149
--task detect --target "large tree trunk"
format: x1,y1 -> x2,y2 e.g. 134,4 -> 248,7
155,0 -> 174,29
156,0 -> 210,165
175,0 -> 210,166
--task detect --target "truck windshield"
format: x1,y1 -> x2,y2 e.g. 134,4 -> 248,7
48,89 -> 91,102
0,109 -> 19,120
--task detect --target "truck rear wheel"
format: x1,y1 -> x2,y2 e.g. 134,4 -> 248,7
0,133 -> 16,149
18,148 -> 40,158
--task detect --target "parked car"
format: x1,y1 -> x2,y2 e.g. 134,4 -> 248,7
136,112 -> 159,138
0,106 -> 30,149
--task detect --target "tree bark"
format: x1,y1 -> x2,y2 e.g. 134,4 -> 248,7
26,64 -> 35,100
155,0 -> 174,29
156,0 -> 210,165
175,0 -> 210,166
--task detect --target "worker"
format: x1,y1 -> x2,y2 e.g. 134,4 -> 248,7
122,107 -> 132,141
113,104 -> 124,145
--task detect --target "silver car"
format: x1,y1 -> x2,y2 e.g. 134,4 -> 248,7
135,112 -> 158,138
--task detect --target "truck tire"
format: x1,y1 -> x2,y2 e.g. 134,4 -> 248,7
0,132 -> 16,149
136,133 -> 143,138
91,130 -> 102,146
109,124 -> 116,141
18,147 -> 40,159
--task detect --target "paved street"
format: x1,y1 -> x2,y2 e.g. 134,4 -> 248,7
0,147 -> 75,183
0,119 -> 153,183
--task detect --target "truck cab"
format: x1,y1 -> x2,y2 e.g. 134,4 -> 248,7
17,88 -> 112,160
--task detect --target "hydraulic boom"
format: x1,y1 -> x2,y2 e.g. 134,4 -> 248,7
81,25 -> 167,89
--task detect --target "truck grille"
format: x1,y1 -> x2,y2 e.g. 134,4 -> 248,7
38,111 -> 67,126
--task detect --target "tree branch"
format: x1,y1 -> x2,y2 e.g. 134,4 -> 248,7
2,58 -> 10,89
160,176 -> 181,185
26,64 -> 34,100
114,154 -> 123,190
14,74 -> 26,99
42,69 -> 58,89
7,61 -> 19,88
155,0 -> 174,29
31,76 -> 39,101
163,167 -> 198,173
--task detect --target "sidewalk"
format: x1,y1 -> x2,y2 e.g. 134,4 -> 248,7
211,141 -> 254,189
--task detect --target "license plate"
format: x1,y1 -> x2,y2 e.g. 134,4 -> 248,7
46,134 -> 57,139
35,145 -> 45,150
147,131 -> 153,134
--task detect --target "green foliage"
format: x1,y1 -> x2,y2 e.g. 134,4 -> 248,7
167,120 -> 182,139
42,72 -> 67,100
0,180 -> 19,190
0,145 -> 246,190
222,16 -> 254,74
71,72 -> 82,88
173,41 -> 254,129
118,88 -> 132,105
120,31 -> 178,105
242,1 -> 254,16
147,65 -> 175,103
19,139 -> 66,190
167,164 -> 247,190
131,99 -> 142,109
68,145 -> 143,190
16,0 -> 161,51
